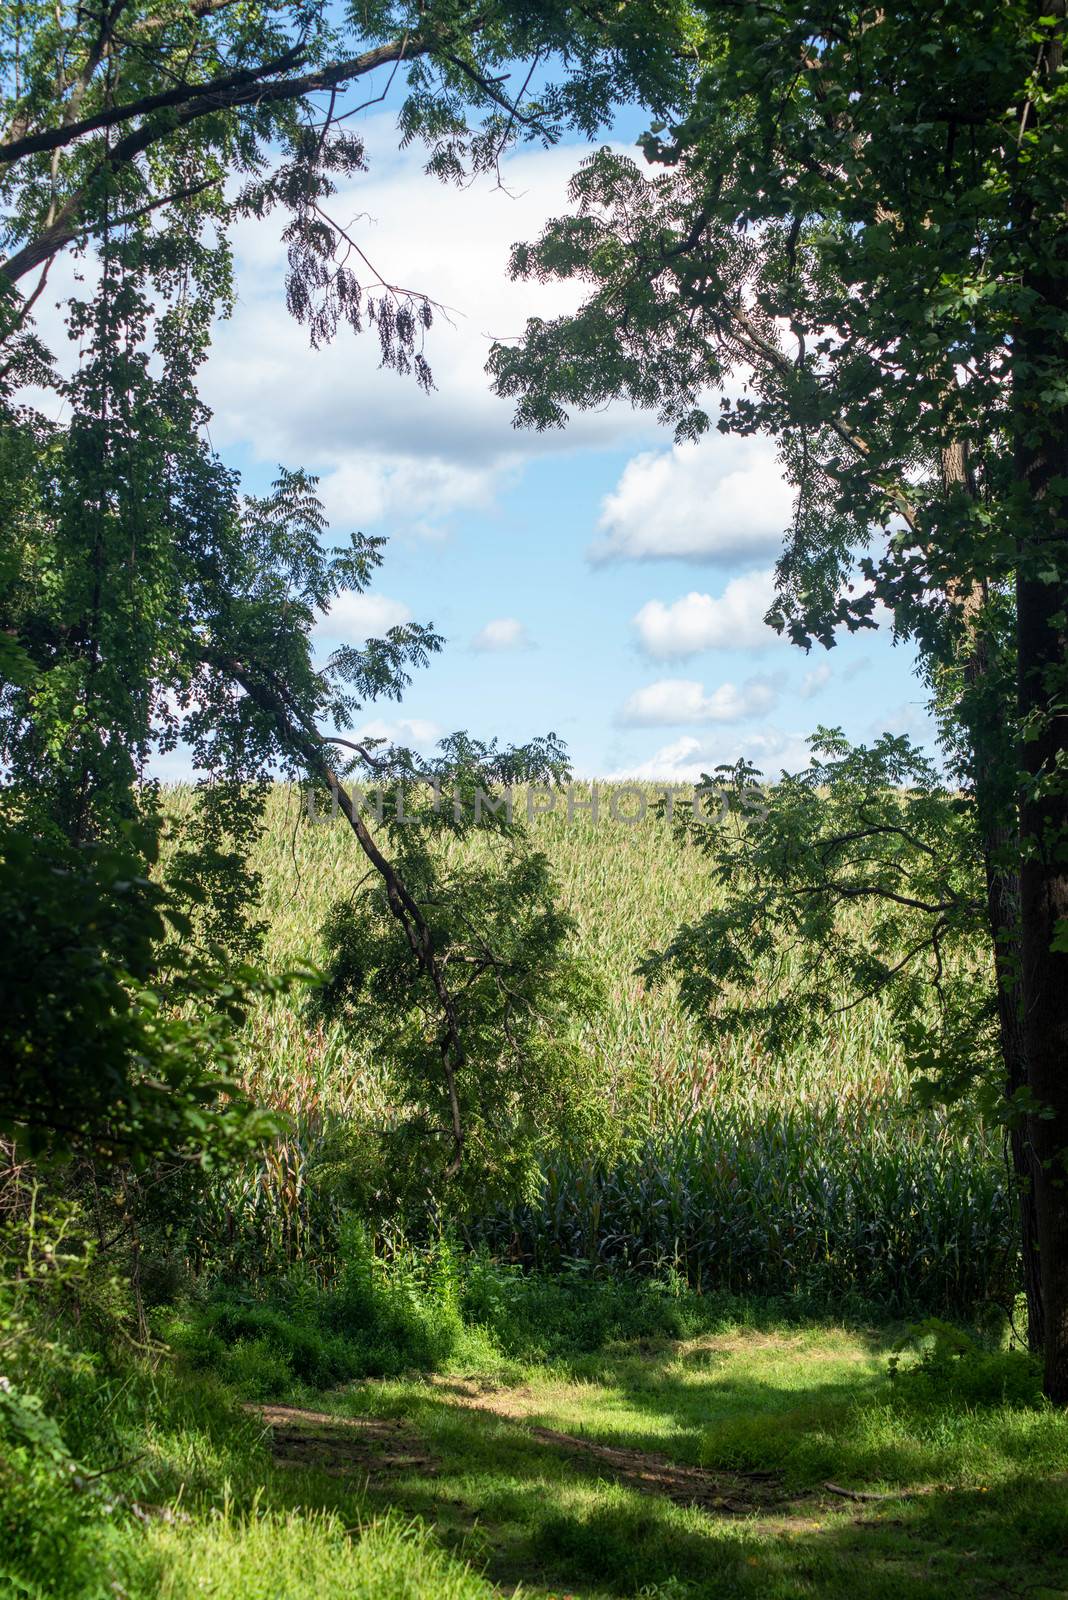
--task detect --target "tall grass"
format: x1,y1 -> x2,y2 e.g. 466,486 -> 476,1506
160,784 -> 1014,1313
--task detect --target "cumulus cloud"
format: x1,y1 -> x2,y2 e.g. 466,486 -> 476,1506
592,438 -> 793,564
619,676 -> 778,727
356,716 -> 443,751
316,456 -> 497,539
611,729 -> 815,783
633,569 -> 779,659
471,617 -> 531,652
200,124 -> 654,538
321,591 -> 412,641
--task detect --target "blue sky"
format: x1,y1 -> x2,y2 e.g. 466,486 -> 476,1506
192,102 -> 933,783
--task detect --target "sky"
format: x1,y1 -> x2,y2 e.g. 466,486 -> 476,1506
36,91 -> 936,785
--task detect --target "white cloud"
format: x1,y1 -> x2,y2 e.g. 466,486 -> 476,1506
611,728 -> 815,783
322,591 -> 412,641
633,569 -> 779,659
620,676 -> 777,727
800,663 -> 833,699
316,456 -> 497,539
869,701 -> 934,741
593,437 -> 793,564
471,617 -> 531,652
201,124 -> 654,538
357,716 -> 443,751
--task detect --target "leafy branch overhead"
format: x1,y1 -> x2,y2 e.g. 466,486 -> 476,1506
647,736 -> 1002,1118
0,0 -> 696,380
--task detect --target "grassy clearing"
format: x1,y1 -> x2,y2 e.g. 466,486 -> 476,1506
9,1313 -> 1065,1600
322,1324 -> 1068,1599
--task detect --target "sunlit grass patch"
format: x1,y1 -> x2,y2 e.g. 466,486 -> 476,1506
127,1505 -> 496,1600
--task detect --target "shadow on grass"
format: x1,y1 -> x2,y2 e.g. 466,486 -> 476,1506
256,1376 -> 1068,1600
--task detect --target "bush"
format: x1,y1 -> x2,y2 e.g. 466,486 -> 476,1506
888,1319 -> 1044,1409
168,1230 -> 741,1397
460,1252 -> 707,1362
0,1377 -> 104,1599
169,1225 -> 493,1397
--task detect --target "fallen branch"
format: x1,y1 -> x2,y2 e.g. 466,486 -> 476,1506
824,1480 -> 938,1502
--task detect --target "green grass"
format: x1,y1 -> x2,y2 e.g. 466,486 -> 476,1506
9,1309 -> 1064,1600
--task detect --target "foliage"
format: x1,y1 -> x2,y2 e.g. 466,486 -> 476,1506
488,1 -> 1062,664
166,1235 -> 720,1396
310,746 -> 604,1212
888,1319 -> 1044,1410
0,1373 -> 104,1600
0,827 -> 285,1162
167,1224 -> 488,1394
0,2 -> 696,292
643,735 -> 1003,1118
474,1103 -> 1014,1316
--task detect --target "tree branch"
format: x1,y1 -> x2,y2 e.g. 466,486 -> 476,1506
0,39 -> 310,165
214,657 -> 465,1176
0,30 -> 444,285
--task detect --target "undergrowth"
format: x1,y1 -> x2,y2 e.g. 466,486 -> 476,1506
1,1226 -> 1060,1600
163,1224 -> 733,1400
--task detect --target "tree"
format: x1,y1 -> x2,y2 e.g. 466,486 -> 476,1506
0,824 -> 283,1163
489,1 -> 1068,1398
0,1 -> 693,297
308,737 -> 602,1215
0,1 -> 692,1183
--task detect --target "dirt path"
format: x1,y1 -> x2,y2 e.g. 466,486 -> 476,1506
248,1403 -> 438,1479
523,1424 -> 788,1514
423,1376 -> 796,1514
251,1392 -> 802,1517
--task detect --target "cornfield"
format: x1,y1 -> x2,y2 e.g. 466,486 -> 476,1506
478,1106 -> 1013,1314
163,784 -> 1016,1312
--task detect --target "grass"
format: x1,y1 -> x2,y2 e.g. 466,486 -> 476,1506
8,1308 -> 1065,1600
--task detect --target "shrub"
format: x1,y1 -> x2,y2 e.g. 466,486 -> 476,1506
888,1319 -> 1044,1409
0,1378 -> 103,1599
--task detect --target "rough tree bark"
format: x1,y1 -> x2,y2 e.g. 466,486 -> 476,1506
1014,0 -> 1068,1400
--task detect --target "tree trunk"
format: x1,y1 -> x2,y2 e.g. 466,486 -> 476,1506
1010,0 -> 1068,1403
969,680 -> 1042,1351
1017,539 -> 1068,1399
941,446 -> 1044,1350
